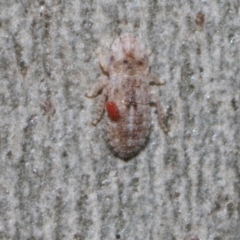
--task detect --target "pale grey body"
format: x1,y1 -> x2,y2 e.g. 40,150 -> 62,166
86,34 -> 168,159
107,74 -> 151,158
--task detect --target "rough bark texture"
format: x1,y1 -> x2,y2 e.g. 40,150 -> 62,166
0,1 -> 239,239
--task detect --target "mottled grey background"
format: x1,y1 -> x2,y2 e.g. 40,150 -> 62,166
0,0 -> 239,240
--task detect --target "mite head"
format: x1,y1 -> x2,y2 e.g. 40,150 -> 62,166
101,34 -> 150,75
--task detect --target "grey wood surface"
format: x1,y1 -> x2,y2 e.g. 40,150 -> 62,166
0,1 -> 239,239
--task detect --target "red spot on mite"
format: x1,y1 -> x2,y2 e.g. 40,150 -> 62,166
106,101 -> 120,121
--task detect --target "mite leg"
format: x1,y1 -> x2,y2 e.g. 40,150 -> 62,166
149,75 -> 166,85
91,87 -> 108,125
86,79 -> 108,125
150,93 -> 169,134
99,52 -> 111,73
85,79 -> 108,98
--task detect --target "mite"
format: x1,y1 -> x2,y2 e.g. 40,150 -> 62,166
195,11 -> 205,30
86,34 -> 168,159
106,101 -> 120,121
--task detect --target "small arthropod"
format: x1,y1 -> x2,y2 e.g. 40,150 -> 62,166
40,99 -> 56,117
106,101 -> 120,121
195,11 -> 205,30
86,34 -> 168,159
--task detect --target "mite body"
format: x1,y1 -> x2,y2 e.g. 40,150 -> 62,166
86,34 -> 168,159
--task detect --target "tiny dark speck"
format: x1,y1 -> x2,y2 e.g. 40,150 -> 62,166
231,98 -> 238,111
110,55 -> 115,63
6,150 -> 12,158
195,12 -> 205,28
62,151 -> 68,157
116,234 -> 121,239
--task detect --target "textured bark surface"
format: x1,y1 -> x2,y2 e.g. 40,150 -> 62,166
0,1 -> 240,239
